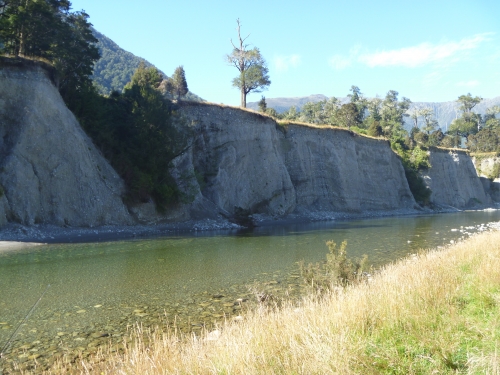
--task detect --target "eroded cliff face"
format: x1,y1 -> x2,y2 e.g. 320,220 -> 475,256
421,149 -> 491,208
282,125 -> 415,213
170,103 -> 417,220
0,61 -> 133,226
0,63 -> 492,229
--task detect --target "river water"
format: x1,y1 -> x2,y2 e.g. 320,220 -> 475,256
1,210 -> 500,371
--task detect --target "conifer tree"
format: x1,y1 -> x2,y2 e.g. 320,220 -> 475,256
171,65 -> 188,100
258,96 -> 267,112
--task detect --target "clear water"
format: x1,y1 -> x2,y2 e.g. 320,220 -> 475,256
1,210 -> 499,369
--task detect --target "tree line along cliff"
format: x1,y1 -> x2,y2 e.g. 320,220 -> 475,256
0,61 -> 496,228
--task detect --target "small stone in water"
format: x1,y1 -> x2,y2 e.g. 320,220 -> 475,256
76,310 -> 86,314
94,305 -> 102,308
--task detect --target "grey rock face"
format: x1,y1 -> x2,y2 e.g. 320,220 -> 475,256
172,103 -> 417,219
0,62 -> 133,226
177,105 -> 296,218
421,149 -> 491,208
282,125 -> 415,213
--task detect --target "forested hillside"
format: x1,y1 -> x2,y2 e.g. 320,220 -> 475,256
92,29 -> 203,101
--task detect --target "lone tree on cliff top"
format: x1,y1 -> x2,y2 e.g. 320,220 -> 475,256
226,19 -> 270,108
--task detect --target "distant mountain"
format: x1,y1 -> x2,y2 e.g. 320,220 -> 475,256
91,30 -> 203,102
248,94 -> 500,131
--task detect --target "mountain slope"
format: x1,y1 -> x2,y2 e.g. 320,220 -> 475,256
91,30 -> 203,102
91,29 -> 160,95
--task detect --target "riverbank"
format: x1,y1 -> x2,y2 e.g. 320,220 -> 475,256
0,205 -> 477,246
43,224 -> 500,374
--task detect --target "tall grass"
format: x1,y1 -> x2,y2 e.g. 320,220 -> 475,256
46,230 -> 500,374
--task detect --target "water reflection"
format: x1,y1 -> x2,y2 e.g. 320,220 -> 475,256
0,210 -> 500,371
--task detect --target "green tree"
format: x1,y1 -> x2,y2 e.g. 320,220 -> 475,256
367,121 -> 382,137
170,65 -> 188,100
448,117 -> 479,138
337,103 -> 360,129
457,93 -> 483,114
408,108 -> 420,129
54,10 -> 99,106
428,129 -> 444,147
449,93 -> 483,137
0,0 -> 71,58
323,97 -> 341,124
299,101 -> 326,124
265,107 -> 278,117
226,18 -> 270,108
363,97 -> 382,129
420,108 -> 438,134
441,134 -> 461,148
258,95 -> 267,112
484,105 -> 500,129
0,0 -> 99,106
282,105 -> 298,121
347,85 -> 367,125
467,128 -> 500,153
380,90 -> 411,140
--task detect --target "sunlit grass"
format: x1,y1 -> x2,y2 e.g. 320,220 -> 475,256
44,230 -> 500,374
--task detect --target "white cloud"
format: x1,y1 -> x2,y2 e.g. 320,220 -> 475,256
358,34 -> 491,68
274,54 -> 301,72
328,55 -> 352,70
456,80 -> 480,88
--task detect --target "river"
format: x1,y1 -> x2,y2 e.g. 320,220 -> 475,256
1,210 -> 500,371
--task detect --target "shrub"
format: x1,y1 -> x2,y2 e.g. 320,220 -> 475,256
392,142 -> 432,205
298,241 -> 368,293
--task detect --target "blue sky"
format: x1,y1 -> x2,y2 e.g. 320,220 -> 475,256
70,0 -> 500,106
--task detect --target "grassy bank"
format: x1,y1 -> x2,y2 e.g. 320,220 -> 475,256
47,230 -> 500,374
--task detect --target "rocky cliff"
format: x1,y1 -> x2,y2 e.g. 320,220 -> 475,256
421,148 -> 491,209
0,59 -> 133,226
0,62 -> 493,230
166,103 -> 417,221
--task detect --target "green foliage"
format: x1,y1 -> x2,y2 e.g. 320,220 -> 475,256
467,128 -> 500,153
91,30 -> 161,94
440,134 -> 462,148
299,241 -> 368,293
380,90 -> 411,140
170,65 -> 189,100
91,31 -> 203,102
0,0 -> 71,58
258,95 -> 267,113
367,120 -> 383,137
490,163 -> 500,180
337,102 -> 361,129
71,65 -> 190,211
0,1 -> 100,105
392,142 -> 432,205
350,126 -> 367,135
265,107 -> 278,118
448,117 -> 479,138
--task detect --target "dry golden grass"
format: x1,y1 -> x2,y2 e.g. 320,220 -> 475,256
45,230 -> 500,374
